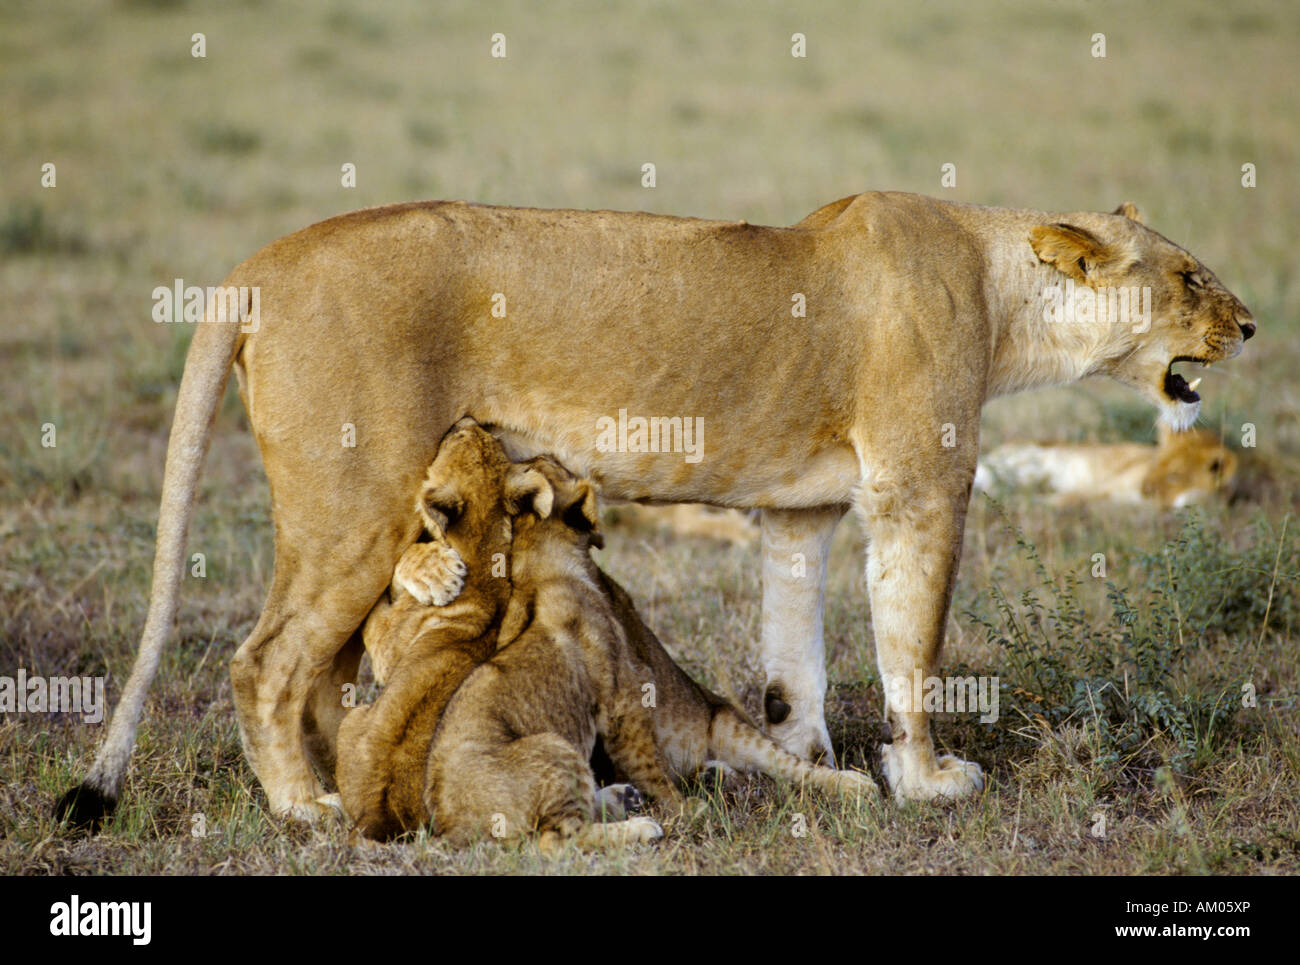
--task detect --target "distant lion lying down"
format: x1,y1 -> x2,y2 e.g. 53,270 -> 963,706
337,435 -> 874,847
974,426 -> 1236,508
604,503 -> 760,546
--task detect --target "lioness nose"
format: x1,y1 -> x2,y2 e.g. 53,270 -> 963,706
1239,320 -> 1256,339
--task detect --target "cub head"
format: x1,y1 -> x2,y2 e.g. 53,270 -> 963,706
1142,425 -> 1238,508
413,417 -> 530,574
508,454 -> 604,553
1030,202 -> 1254,431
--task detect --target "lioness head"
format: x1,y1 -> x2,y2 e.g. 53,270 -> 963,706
1030,202 -> 1254,430
1142,424 -> 1238,508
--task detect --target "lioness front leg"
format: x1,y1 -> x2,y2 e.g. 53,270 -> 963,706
759,506 -> 845,763
860,476 -> 984,801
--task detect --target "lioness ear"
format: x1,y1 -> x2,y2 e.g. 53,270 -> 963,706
1112,201 -> 1145,224
418,483 -> 462,540
1029,222 -> 1133,285
505,466 -> 555,519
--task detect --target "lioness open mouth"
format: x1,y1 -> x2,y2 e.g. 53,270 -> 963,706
1163,356 -> 1208,404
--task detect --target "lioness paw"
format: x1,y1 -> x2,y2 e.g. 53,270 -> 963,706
394,541 -> 467,606
881,745 -> 984,803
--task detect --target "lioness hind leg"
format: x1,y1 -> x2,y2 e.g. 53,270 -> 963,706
230,531 -> 410,823
302,632 -> 364,789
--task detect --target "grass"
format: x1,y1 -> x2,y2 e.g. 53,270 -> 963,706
1,0 -> 1297,874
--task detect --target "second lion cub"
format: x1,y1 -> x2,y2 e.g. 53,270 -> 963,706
412,455 -> 876,848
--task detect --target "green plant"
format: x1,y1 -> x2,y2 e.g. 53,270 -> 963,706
1139,512 -> 1298,640
968,510 -> 1252,773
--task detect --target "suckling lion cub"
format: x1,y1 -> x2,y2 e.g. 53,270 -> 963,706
335,417 -> 552,840
415,454 -> 874,849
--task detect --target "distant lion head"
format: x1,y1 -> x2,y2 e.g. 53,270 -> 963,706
1142,425 -> 1238,508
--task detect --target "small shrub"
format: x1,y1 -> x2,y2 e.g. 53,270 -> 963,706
966,511 -> 1263,774
1138,512 -> 1299,640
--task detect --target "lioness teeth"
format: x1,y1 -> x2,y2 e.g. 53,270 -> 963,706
1188,378 -> 1202,392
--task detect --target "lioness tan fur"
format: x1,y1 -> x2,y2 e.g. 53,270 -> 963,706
418,456 -> 873,848
975,426 -> 1238,507
334,418 -> 549,840
61,192 -> 1254,827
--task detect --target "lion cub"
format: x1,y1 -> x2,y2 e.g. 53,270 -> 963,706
336,417 -> 552,840
421,456 -> 876,849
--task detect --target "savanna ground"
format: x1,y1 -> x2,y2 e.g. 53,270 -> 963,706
1,0 -> 1297,875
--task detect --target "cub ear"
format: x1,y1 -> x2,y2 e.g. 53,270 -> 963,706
505,465 -> 555,519
418,483 -> 463,540
1029,222 -> 1133,285
1112,201 -> 1145,224
558,479 -> 602,542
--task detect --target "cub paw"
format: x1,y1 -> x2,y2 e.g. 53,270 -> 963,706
394,541 -> 468,606
594,783 -> 644,820
833,768 -> 881,801
697,759 -> 743,793
574,815 -> 664,850
882,745 -> 985,802
619,815 -> 665,845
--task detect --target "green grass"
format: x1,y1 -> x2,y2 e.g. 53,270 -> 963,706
1,0 -> 1297,874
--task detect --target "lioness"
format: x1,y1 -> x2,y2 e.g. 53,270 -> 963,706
333,417 -> 548,840
60,193 -> 1253,826
974,425 -> 1238,507
414,455 -> 873,847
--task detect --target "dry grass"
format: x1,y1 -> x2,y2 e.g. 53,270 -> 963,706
1,0 -> 1297,874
